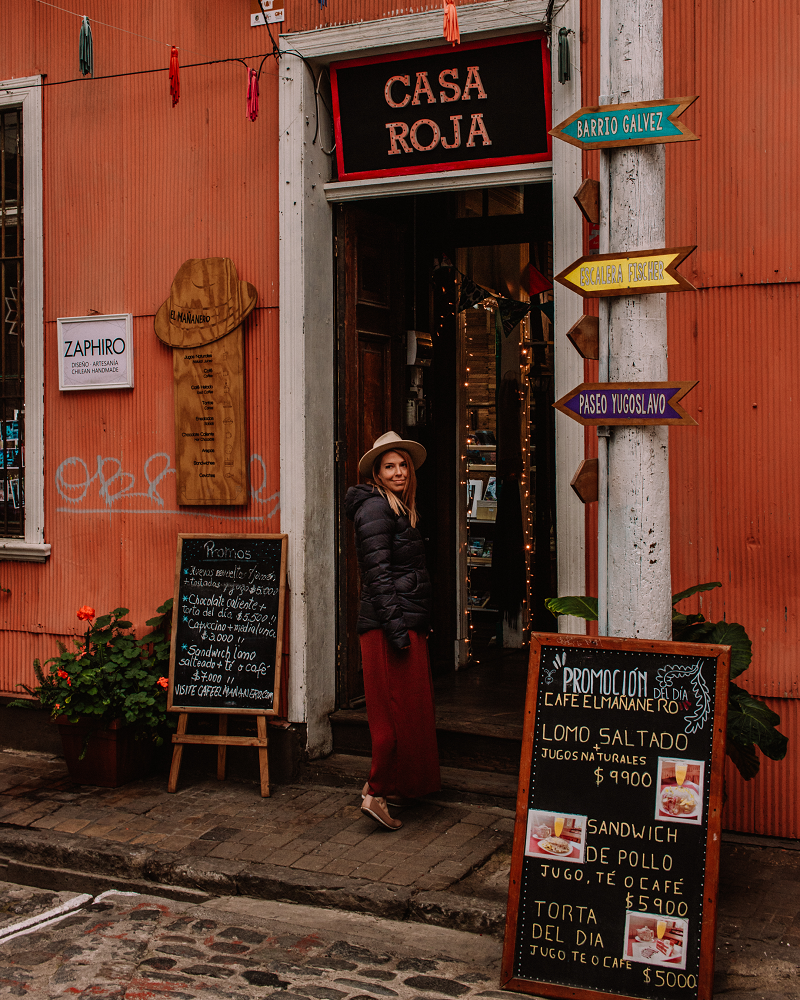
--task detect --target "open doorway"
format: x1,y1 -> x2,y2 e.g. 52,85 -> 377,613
333,184 -> 557,774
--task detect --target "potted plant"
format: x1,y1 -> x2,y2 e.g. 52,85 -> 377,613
545,583 -> 788,780
11,600 -> 175,787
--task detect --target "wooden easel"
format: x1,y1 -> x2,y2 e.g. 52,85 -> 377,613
168,713 -> 270,797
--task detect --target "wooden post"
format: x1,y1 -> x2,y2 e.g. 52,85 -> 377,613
168,713 -> 188,793
217,715 -> 228,781
598,0 -> 672,640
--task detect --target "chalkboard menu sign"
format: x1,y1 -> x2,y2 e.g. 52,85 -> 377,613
502,634 -> 730,1000
168,534 -> 287,715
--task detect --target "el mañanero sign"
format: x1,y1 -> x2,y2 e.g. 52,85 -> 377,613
331,34 -> 551,181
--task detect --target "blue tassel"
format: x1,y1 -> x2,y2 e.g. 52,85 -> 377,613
79,16 -> 93,78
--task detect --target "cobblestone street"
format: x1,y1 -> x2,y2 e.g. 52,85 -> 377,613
0,882 -> 506,999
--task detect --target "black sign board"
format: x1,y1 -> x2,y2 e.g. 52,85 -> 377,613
502,633 -> 730,1000
331,34 -> 551,181
167,534 -> 287,715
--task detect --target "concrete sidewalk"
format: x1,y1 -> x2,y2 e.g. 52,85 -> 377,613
0,749 -> 799,996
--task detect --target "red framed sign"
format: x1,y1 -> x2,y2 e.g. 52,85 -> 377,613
330,33 -> 552,182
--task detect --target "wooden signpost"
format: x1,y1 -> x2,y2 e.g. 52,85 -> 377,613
551,97 -> 698,150
554,382 -> 698,427
570,459 -> 599,504
555,248 -> 697,298
502,632 -> 730,1000
567,316 -> 599,360
166,533 -> 287,797
155,258 -> 257,506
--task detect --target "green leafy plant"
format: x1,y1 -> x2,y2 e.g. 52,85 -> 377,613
10,600 -> 176,755
545,583 -> 788,780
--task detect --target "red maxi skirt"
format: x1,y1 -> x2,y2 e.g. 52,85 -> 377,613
360,629 -> 441,800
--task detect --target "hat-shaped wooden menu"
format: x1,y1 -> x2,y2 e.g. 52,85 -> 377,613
155,258 -> 258,505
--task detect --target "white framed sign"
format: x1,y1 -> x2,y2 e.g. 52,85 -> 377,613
57,314 -> 134,391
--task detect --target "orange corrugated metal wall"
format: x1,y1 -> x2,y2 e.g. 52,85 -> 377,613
1,2 -> 280,692
581,0 -> 800,836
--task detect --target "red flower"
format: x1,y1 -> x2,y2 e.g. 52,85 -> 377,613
77,606 -> 95,621
157,677 -> 169,689
57,669 -> 72,686
55,703 -> 60,709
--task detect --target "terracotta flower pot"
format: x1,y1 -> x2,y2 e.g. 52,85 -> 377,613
56,716 -> 154,788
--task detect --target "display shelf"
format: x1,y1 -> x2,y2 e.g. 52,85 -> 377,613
467,556 -> 492,567
468,463 -> 497,471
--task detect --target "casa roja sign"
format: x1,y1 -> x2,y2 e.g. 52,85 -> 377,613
330,34 -> 551,181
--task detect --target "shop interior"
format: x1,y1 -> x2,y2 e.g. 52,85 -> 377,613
333,184 -> 557,773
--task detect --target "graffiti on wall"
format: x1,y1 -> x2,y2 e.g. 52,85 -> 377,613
55,453 -> 280,520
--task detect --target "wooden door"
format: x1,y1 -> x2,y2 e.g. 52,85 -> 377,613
336,205 -> 406,707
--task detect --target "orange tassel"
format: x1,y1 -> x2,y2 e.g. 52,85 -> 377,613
443,0 -> 460,45
169,46 -> 180,107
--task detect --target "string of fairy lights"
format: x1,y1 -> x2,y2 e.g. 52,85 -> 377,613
454,250 -> 553,664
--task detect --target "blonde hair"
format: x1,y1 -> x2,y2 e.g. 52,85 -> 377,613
369,448 -> 419,527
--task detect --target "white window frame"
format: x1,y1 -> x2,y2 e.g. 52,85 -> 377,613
0,77 -> 48,561
279,0 -> 584,751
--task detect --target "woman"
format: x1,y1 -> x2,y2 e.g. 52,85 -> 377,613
345,431 -> 441,831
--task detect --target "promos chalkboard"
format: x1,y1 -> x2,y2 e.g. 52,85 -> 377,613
167,534 -> 287,715
502,634 -> 730,1000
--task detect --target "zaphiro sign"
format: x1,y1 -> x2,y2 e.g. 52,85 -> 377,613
330,34 -> 551,181
57,314 -> 134,391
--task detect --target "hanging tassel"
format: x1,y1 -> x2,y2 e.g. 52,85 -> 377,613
443,0 -> 460,46
78,16 -> 93,78
169,46 -> 180,107
247,69 -> 260,122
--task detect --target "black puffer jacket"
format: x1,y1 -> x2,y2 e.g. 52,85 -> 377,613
345,484 -> 432,650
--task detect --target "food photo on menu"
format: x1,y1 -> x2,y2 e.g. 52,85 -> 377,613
623,913 -> 689,971
524,810 -> 587,863
655,757 -> 705,825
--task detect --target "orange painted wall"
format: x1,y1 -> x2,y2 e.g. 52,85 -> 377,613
580,0 -> 800,835
1,1 -> 281,692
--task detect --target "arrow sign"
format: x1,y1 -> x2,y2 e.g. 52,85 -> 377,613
550,96 -> 698,149
555,247 -> 696,298
554,381 -> 698,426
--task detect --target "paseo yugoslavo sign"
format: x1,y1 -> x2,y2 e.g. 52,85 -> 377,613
330,34 -> 551,180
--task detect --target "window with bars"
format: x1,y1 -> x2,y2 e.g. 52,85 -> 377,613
0,108 -> 24,538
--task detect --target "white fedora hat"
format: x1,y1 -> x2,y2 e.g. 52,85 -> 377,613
358,431 -> 427,478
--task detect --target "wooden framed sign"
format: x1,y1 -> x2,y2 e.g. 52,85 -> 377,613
555,248 -> 696,298
502,633 -> 730,1000
550,97 -> 698,150
554,382 -> 698,427
168,534 -> 287,715
330,34 -> 551,181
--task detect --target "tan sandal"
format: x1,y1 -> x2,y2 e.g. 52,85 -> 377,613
361,782 -> 416,809
361,794 -> 403,831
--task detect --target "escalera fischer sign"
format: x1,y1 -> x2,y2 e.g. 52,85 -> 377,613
331,34 -> 551,181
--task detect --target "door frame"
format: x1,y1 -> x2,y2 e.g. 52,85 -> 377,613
278,0 -> 585,756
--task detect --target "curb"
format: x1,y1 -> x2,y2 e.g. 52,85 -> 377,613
0,824 -> 507,937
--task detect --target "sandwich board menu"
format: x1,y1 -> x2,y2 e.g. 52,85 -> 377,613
502,633 -> 730,1000
168,534 -> 287,715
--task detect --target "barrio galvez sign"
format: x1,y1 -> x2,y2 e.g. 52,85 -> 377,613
331,34 -> 551,180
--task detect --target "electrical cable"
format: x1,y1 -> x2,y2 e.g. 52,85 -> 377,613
0,53 -> 277,90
